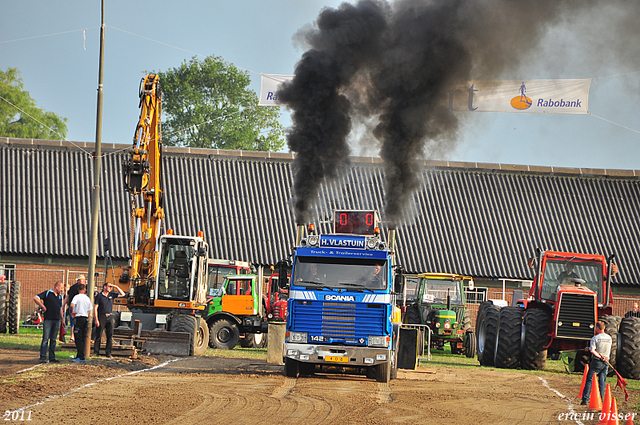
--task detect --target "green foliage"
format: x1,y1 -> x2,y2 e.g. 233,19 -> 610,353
0,68 -> 68,139
157,56 -> 284,151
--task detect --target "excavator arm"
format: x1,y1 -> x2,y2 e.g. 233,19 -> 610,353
122,74 -> 164,292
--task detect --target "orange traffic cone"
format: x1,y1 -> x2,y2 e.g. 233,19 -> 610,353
625,412 -> 634,425
579,364 -> 590,398
607,397 -> 619,425
589,377 -> 603,411
599,385 -> 612,424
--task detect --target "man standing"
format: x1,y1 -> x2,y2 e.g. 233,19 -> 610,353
63,275 -> 86,343
33,281 -> 65,363
625,302 -> 640,318
93,283 -> 125,357
581,321 -> 612,405
70,283 -> 92,362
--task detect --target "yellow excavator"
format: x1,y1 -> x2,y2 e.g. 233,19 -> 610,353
106,74 -> 210,355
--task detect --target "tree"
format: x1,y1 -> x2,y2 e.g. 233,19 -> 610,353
0,68 -> 68,139
157,56 -> 284,151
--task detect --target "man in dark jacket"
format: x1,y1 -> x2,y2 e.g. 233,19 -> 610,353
33,281 -> 65,363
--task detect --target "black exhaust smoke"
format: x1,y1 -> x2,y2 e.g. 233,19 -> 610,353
279,0 -> 640,227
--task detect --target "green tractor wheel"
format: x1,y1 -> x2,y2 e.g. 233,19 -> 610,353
464,330 -> 476,358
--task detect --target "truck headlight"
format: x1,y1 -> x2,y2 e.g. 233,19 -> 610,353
287,332 -> 307,343
368,336 -> 389,347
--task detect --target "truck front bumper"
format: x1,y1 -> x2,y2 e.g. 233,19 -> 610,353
284,343 -> 391,366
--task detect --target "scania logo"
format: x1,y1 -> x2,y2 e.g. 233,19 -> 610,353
324,295 -> 356,301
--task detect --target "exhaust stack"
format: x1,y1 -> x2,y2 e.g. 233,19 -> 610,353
387,229 -> 397,251
295,224 -> 305,246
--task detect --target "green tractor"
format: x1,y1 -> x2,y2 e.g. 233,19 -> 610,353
403,273 -> 476,357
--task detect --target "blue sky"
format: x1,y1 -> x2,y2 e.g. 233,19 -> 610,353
1,0 -> 639,170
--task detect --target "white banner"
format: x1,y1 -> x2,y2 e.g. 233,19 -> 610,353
448,79 -> 591,114
259,75 -> 591,114
258,74 -> 293,106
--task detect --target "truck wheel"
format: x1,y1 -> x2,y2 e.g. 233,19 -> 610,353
240,335 -> 252,348
618,317 -> 640,380
299,362 -> 315,376
284,357 -> 299,378
250,332 -> 267,348
476,304 -> 499,366
521,308 -> 549,370
494,306 -> 523,369
464,330 -> 476,358
600,314 -> 622,375
375,361 -> 391,383
0,281 -> 7,334
209,319 -> 240,350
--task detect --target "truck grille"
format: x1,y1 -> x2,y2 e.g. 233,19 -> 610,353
291,301 -> 387,341
555,292 -> 596,340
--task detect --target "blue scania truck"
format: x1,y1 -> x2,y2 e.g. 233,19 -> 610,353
282,210 -> 402,383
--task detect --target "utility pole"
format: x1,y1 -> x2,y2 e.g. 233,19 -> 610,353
86,0 -> 105,359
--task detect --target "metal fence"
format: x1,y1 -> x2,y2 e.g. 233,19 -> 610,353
9,269 -> 106,323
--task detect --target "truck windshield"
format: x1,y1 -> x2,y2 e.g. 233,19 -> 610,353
293,257 -> 388,291
541,260 -> 603,301
207,265 -> 242,297
421,278 -> 463,304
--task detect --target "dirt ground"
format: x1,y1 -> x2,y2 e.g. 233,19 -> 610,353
0,349 -> 637,425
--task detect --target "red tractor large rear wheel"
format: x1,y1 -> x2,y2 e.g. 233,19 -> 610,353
521,308 -> 549,370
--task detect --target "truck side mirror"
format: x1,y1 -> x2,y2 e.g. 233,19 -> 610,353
527,257 -> 535,268
394,274 -> 403,294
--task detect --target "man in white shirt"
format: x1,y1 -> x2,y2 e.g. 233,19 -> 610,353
581,321 -> 612,405
70,284 -> 92,362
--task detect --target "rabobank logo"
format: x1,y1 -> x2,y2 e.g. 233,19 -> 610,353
510,81 -> 532,110
325,295 -> 356,302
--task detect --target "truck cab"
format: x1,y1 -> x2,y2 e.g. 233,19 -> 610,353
283,210 -> 402,382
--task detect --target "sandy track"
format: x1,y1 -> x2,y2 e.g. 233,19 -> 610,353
1,351 -> 635,424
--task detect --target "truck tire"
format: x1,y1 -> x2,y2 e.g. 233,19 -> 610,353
194,317 -> 210,355
464,330 -> 476,358
284,357 -> 299,378
521,308 -> 549,370
299,362 -> 315,376
8,281 -> 21,334
600,314 -> 621,375
376,360 -> 391,383
0,282 -> 7,334
476,304 -> 499,366
249,332 -> 267,348
618,316 -> 640,380
494,306 -> 523,369
209,318 -> 239,350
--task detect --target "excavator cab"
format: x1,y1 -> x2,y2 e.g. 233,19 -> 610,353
156,235 -> 209,304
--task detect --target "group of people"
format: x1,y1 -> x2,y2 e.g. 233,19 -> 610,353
33,276 -> 125,363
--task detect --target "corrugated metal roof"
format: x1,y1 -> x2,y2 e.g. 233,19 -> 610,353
2,138 -> 640,286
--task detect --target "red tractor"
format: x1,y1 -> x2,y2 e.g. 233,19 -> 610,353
263,268 -> 288,322
476,250 -> 640,379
